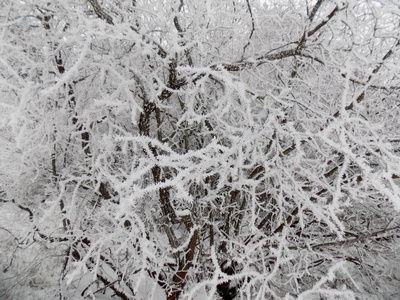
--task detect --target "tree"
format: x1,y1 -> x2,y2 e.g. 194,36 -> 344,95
1,0 -> 400,299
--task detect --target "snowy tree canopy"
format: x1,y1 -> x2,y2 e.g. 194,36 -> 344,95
1,0 -> 400,299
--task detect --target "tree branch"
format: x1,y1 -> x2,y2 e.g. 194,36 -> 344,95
307,4 -> 341,38
311,225 -> 400,250
87,0 -> 114,25
334,39 -> 400,118
242,0 -> 255,58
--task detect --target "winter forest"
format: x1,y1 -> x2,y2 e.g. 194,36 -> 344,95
1,0 -> 400,299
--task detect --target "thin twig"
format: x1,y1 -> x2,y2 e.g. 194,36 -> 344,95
242,0 -> 255,58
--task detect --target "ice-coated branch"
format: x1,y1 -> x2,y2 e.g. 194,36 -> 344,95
87,0 -> 114,25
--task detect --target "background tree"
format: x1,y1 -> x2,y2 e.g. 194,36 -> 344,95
1,0 -> 400,299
